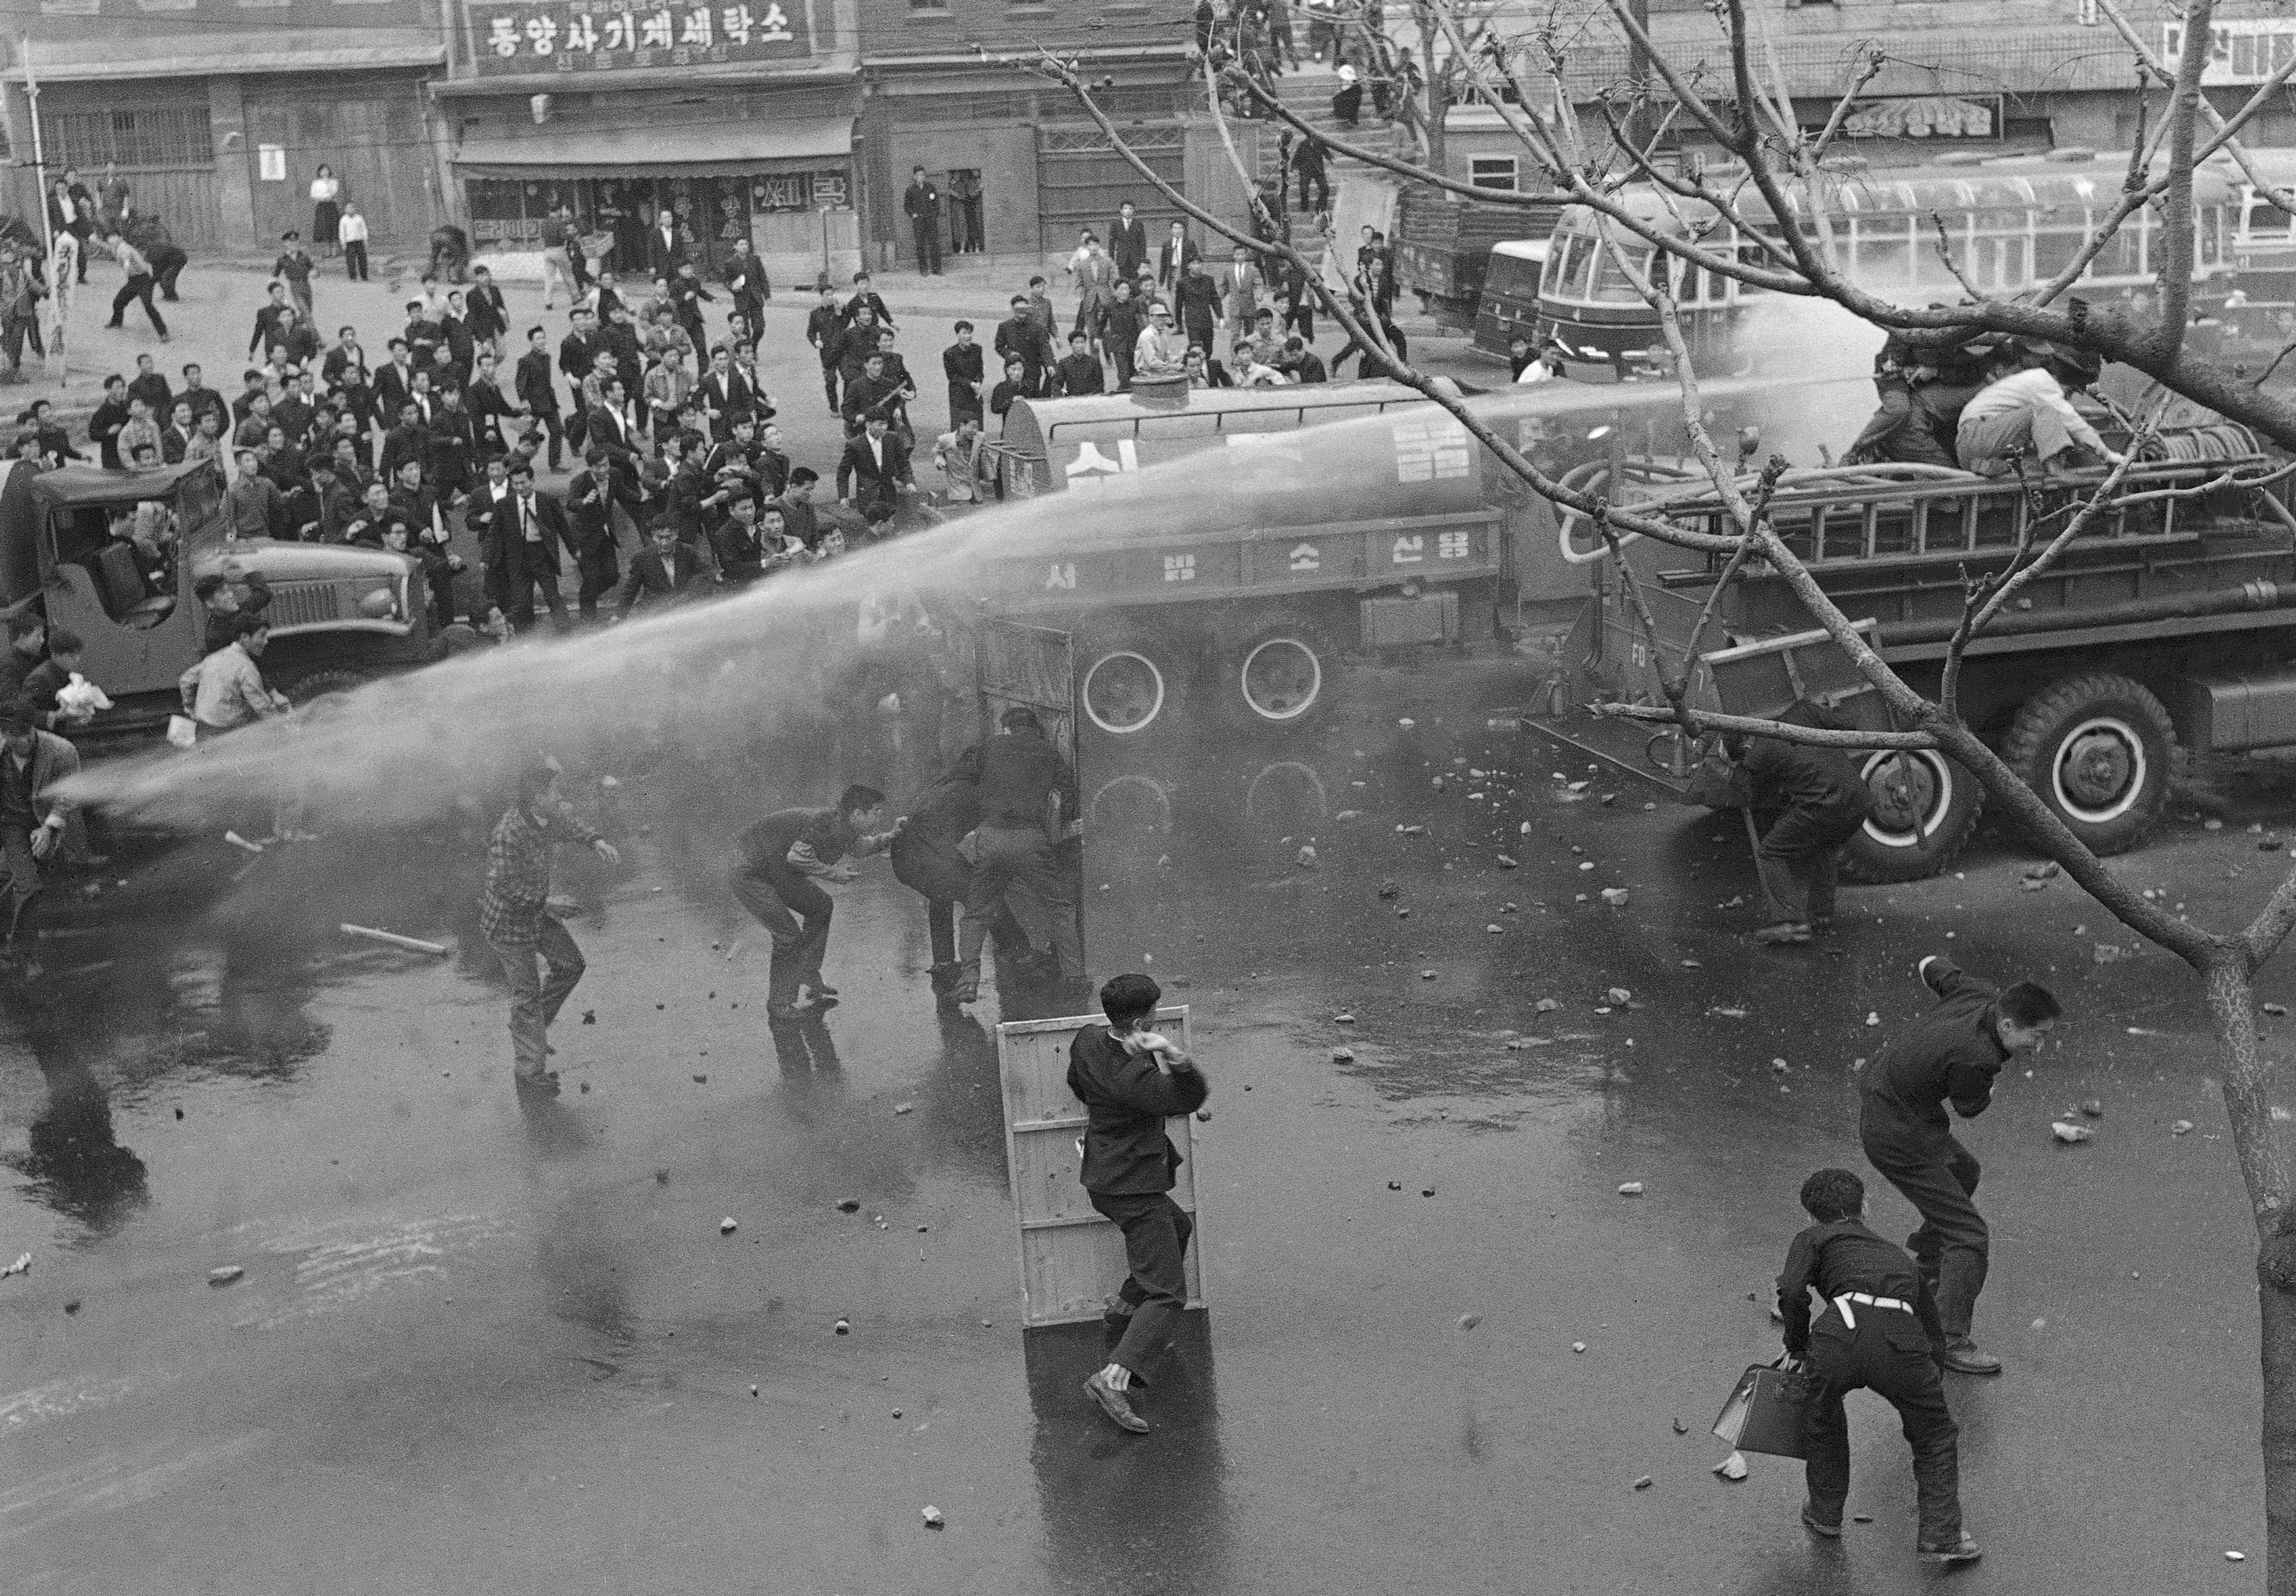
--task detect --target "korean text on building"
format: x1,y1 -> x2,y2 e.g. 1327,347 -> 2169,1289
468,0 -> 809,73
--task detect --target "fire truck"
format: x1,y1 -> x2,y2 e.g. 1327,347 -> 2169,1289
1543,399 -> 2295,881
966,374 -> 1869,746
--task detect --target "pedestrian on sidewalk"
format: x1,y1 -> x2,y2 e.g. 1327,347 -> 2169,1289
481,760 -> 621,1097
1073,973 -> 1208,1435
1777,1167 -> 1980,1564
1860,954 -> 2060,1377
1721,726 -> 1873,945
103,233 -> 167,340
728,786 -> 898,1022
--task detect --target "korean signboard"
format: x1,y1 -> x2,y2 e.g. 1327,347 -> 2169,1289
2163,17 -> 2296,86
466,0 -> 810,74
1796,96 -> 1999,141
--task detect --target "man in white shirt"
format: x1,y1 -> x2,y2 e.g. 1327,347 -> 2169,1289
179,615 -> 288,731
103,232 -> 167,338
1134,305 -> 1188,379
1229,337 -> 1289,388
1955,349 -> 2123,477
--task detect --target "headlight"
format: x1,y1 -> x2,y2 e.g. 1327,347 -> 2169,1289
357,584 -> 397,620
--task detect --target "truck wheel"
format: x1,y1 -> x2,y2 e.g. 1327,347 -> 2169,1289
1228,617 -> 1337,731
2002,673 -> 2175,856
1841,749 -> 1983,884
279,668 -> 369,714
1079,631 -> 1181,739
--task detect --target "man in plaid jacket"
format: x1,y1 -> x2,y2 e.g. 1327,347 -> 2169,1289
481,761 -> 619,1095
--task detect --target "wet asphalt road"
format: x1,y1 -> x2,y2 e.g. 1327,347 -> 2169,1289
0,649 -> 2283,1594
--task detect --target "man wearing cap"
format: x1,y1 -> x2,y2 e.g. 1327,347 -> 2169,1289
481,761 -> 619,1095
1134,304 -> 1188,380
1071,972 -> 1208,1434
1955,344 -> 2123,477
0,693 -> 82,958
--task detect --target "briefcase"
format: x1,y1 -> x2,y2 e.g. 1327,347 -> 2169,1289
1712,1362 -> 1813,1459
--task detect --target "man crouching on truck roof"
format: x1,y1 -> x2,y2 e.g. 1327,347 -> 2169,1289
1955,341 -> 2125,479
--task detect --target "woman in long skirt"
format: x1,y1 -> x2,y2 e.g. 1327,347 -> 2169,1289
310,164 -> 343,259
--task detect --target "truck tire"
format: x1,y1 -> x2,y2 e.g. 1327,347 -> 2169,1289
1227,615 -> 1338,731
1078,629 -> 1182,739
2002,672 -> 2175,856
279,667 -> 369,713
1842,748 -> 1983,884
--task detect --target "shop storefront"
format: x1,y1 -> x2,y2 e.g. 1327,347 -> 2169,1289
438,0 -> 861,285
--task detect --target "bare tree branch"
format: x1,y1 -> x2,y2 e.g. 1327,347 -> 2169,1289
1593,700 -> 1940,748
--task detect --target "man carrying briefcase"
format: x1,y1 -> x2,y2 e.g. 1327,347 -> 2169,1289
1776,1168 -> 1979,1565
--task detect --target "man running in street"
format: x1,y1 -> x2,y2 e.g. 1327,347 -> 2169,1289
480,760 -> 621,1096
1071,974 -> 1208,1435
1860,954 -> 2060,1375
729,785 -> 897,1021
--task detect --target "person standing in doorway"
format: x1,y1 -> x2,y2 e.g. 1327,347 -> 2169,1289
1860,954 -> 2060,1377
1071,973 -> 1208,1435
1776,1167 -> 1979,1564
949,169 -> 984,254
481,760 -> 621,1097
903,166 -> 944,276
310,165 -> 343,259
1109,200 -> 1149,284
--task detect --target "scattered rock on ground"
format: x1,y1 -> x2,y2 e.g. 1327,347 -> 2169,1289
2051,1122 -> 2095,1144
207,1265 -> 244,1286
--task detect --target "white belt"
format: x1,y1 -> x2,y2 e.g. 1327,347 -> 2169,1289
1831,1291 -> 1911,1329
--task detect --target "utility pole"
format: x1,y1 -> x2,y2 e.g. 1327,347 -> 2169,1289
21,31 -> 63,386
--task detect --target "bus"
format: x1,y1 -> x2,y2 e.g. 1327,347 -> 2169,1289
1471,239 -> 1551,362
1526,151 -> 2237,377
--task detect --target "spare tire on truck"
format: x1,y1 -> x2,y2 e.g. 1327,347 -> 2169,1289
1077,624 -> 1184,740
2001,672 -> 2174,857
1224,612 -> 1338,733
1842,747 -> 1984,884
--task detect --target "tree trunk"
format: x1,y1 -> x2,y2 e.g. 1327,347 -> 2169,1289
2261,1267 -> 2296,1593
2204,957 -> 2296,1590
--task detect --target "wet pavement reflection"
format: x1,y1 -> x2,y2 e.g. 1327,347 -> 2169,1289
0,649 -> 2276,1592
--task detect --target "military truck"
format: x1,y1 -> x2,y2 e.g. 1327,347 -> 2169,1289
0,457 -> 438,752
1547,404 -> 2296,881
963,374 -> 1870,746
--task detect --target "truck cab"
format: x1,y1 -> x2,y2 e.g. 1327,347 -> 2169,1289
0,457 -> 435,747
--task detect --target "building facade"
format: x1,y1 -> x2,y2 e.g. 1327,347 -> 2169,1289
436,0 -> 863,286
3,0 -> 446,253
855,0 -> 1250,266
1542,0 -> 2296,169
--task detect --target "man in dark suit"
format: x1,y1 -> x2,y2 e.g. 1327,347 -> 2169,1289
614,520 -> 706,621
645,206 -> 685,280
585,377 -> 640,471
993,296 -> 1050,398
372,341 -> 417,421
902,165 -> 943,276
696,345 -> 755,443
566,446 -> 622,617
483,460 -> 573,632
514,325 -> 563,472
1158,222 -> 1201,290
1109,201 -> 1149,283
836,414 -> 911,530
379,399 -> 431,481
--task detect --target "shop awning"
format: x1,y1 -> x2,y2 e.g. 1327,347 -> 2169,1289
453,117 -> 851,178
